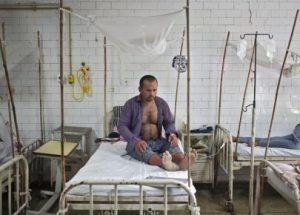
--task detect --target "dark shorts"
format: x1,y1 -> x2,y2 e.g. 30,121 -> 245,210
128,138 -> 182,163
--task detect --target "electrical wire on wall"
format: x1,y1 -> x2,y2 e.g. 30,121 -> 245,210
68,62 -> 91,101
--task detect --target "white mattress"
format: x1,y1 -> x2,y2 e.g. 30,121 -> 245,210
266,163 -> 300,203
66,141 -> 196,197
235,143 -> 300,158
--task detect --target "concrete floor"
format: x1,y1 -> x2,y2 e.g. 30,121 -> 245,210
196,183 -> 297,215
26,182 -> 297,215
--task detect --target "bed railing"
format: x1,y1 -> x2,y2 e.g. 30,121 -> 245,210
0,155 -> 29,215
254,160 -> 300,214
21,139 -> 42,164
214,124 -> 233,175
214,124 -> 234,212
57,179 -> 200,215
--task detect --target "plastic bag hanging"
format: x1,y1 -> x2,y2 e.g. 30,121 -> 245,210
172,55 -> 187,73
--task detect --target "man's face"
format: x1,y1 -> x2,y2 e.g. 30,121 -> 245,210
139,80 -> 157,102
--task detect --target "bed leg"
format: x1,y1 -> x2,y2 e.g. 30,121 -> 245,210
100,210 -> 112,215
143,209 -> 156,215
213,153 -> 219,189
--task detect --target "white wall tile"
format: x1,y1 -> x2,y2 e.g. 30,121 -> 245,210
1,0 -> 300,143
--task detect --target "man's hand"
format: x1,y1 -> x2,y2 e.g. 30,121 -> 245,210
135,140 -> 147,155
168,133 -> 178,147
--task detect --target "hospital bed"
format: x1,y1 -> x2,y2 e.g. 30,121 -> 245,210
58,140 -> 200,215
254,160 -> 300,214
0,155 -> 29,215
0,139 -> 42,215
214,124 -> 300,213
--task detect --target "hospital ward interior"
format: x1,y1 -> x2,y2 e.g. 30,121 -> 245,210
2,0 -> 300,215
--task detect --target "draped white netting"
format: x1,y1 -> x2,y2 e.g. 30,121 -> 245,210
62,8 -> 184,56
229,40 -> 300,78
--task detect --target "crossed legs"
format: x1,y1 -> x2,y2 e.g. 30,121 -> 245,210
148,149 -> 198,171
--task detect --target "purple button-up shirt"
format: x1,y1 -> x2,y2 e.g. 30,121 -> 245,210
117,95 -> 177,153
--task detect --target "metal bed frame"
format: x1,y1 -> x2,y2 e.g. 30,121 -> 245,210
0,155 -> 29,215
255,160 -> 300,215
58,178 -> 200,215
214,124 -> 300,213
0,139 -> 42,215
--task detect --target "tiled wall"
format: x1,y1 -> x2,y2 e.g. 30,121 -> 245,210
0,0 -> 300,143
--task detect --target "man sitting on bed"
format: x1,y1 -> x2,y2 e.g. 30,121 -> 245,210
233,124 -> 300,149
118,75 -> 197,171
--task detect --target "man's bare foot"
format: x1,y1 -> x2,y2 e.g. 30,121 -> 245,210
178,149 -> 198,170
247,140 -> 258,147
162,151 -> 180,171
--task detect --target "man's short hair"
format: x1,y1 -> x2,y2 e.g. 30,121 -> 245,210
139,75 -> 157,87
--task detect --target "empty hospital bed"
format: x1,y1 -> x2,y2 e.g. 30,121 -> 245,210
0,155 -> 29,215
255,160 -> 300,214
214,124 -> 300,213
58,140 -> 200,215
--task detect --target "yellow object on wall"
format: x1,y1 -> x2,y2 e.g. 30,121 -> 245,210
69,62 -> 91,101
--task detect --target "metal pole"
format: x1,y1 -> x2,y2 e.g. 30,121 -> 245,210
59,0 -> 66,190
174,28 -> 185,122
104,37 -> 107,137
249,32 -> 258,215
0,3 -> 71,11
37,31 -> 44,143
218,31 -> 230,125
235,46 -> 255,157
186,0 -> 191,199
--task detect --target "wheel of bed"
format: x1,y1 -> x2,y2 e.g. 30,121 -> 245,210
225,201 -> 234,214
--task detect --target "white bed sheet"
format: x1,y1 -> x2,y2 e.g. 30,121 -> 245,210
265,163 -> 300,203
234,143 -> 300,158
66,141 -> 196,197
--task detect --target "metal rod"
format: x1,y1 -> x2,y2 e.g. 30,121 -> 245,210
218,31 -> 230,125
8,166 -> 11,215
89,185 -> 93,215
114,184 -> 118,215
1,22 -> 5,40
240,33 -> 273,39
16,162 -> 20,209
0,37 -> 22,154
248,32 -> 257,215
185,0 -> 191,190
0,3 -> 70,10
7,97 -> 14,158
139,185 -> 143,215
59,0 -> 66,191
37,31 -> 44,143
68,12 -> 72,76
174,28 -> 185,122
164,185 -> 168,215
104,37 -> 107,137
235,45 -> 255,157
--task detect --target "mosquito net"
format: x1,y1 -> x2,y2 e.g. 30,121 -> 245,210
229,40 -> 300,78
62,8 -> 184,56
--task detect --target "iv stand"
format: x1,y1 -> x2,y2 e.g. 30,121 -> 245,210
240,32 -> 273,215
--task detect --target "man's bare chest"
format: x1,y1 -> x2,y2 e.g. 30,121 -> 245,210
142,103 -> 158,124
